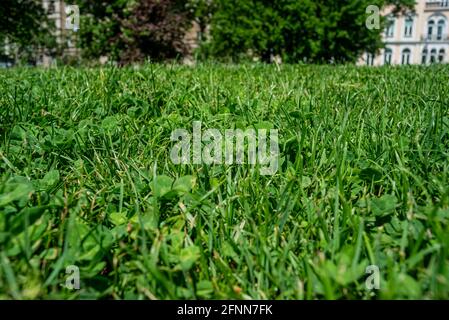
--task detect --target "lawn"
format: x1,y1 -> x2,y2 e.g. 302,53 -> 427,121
0,64 -> 448,299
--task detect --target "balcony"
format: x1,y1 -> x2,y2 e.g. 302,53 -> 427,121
425,1 -> 449,10
421,33 -> 449,41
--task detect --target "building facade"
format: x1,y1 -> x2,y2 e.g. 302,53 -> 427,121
363,0 -> 449,66
39,0 -> 78,66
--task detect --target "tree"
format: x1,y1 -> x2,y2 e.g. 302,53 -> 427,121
186,0 -> 216,41
205,0 -> 416,63
201,0 -> 289,62
77,0 -> 193,65
0,0 -> 56,63
118,0 -> 192,64
76,0 -> 129,61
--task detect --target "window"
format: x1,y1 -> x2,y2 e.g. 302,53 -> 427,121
366,53 -> 374,66
437,20 -> 445,40
430,48 -> 437,63
439,48 -> 445,62
401,48 -> 411,65
404,17 -> 413,37
428,20 -> 435,40
384,48 -> 393,65
422,49 -> 428,64
48,1 -> 55,14
386,17 -> 395,38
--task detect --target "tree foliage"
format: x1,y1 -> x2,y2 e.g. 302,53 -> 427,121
77,0 -> 193,64
77,0 -> 416,64
204,0 -> 416,63
0,0 -> 55,62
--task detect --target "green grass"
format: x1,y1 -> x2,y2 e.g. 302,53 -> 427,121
0,64 -> 449,299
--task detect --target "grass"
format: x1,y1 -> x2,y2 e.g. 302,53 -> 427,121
0,63 -> 448,299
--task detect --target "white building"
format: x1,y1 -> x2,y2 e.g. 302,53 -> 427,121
39,0 -> 78,66
363,0 -> 449,65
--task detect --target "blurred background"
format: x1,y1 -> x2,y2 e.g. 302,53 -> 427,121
4,0 -> 449,67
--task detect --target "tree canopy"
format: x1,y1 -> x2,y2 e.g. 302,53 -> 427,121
77,0 -> 193,64
203,0 -> 416,63
1,0 -> 417,64
0,0 -> 55,62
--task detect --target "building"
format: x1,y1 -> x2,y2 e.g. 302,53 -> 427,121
39,0 -> 79,66
363,0 -> 449,66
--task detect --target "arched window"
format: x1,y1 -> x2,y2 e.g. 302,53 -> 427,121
404,17 -> 414,37
428,20 -> 435,40
439,48 -> 445,62
437,20 -> 446,40
422,49 -> 428,64
431,48 -> 437,63
401,48 -> 411,65
386,16 -> 395,38
384,48 -> 393,65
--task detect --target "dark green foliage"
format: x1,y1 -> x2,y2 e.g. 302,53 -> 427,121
204,0 -> 416,63
0,0 -> 56,63
76,0 -> 129,61
77,0 -> 193,64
